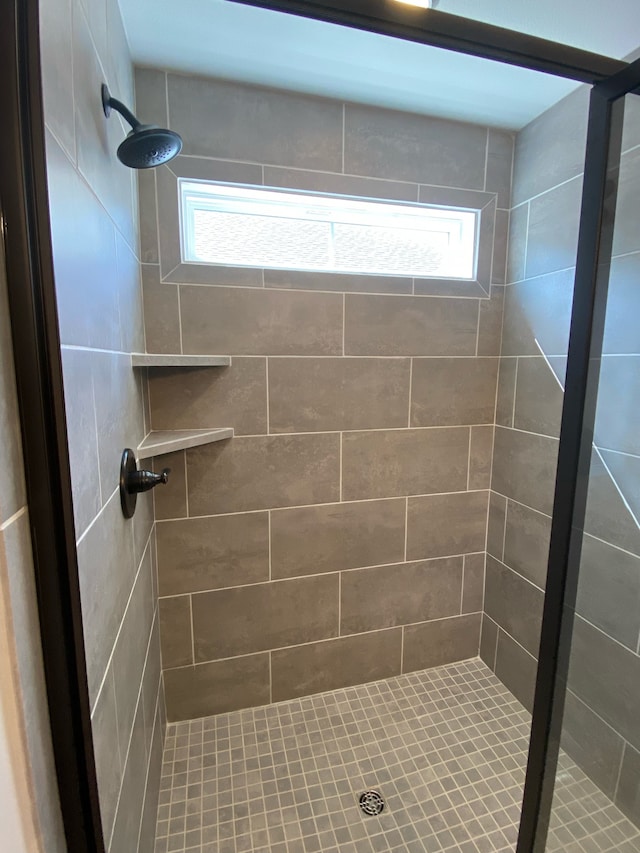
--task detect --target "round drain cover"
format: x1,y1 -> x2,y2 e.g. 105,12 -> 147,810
359,790 -> 385,816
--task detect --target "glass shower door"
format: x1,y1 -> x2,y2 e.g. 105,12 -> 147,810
517,60 -> 640,853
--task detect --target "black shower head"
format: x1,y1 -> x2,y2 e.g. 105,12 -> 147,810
101,84 -> 183,169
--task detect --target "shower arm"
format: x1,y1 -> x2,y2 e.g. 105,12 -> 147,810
101,83 -> 141,130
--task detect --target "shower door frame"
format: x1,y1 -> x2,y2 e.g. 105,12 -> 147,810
1,0 -> 639,849
516,57 -> 640,852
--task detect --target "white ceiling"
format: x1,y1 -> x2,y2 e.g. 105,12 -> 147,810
119,0 -> 640,130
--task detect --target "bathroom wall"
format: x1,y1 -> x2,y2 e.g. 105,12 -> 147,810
135,68 -> 513,721
0,223 -> 65,851
39,0 -> 164,848
486,84 -> 640,824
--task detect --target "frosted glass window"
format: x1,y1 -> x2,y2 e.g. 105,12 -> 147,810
180,180 -> 478,280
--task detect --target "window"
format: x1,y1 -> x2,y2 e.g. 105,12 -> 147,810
180,180 -> 479,280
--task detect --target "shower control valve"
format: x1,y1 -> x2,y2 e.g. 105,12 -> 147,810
120,448 -> 170,519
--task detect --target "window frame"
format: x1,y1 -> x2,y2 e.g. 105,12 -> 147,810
179,178 -> 480,281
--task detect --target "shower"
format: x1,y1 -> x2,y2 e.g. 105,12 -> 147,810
101,83 -> 183,168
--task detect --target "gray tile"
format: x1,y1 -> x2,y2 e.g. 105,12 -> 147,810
514,357 -> 564,438
72,6 -> 136,250
487,492 -> 507,561
494,630 -> 538,713
137,703 -> 163,853
342,427 -> 469,500
469,425 -> 494,490
340,557 -> 463,634
485,130 -> 514,208
108,697 -> 147,852
616,744 -> 640,827
157,512 -> 269,595
403,614 -> 481,673
561,690 -> 625,801
345,294 -> 478,357
507,203 -> 528,285
604,252 -> 640,354
115,231 -> 144,353
496,358 -> 517,428
92,350 -> 146,505
598,449 -> 640,541
477,286 -> 505,357
492,426 -> 559,515
164,656 -> 270,721
137,170 -> 158,264
152,450 -> 187,521
141,265 -> 182,355
576,533 -> 640,651
192,574 -> 339,660
186,434 -> 340,515
264,165 -> 419,202
141,616 -> 161,753
271,630 -> 402,701
76,491 -> 136,706
270,499 -> 406,579
269,357 -> 410,433
167,73 -> 343,170
476,198 -> 496,292
264,269 -> 413,295
585,451 -> 640,556
46,130 -> 120,350
525,176 -> 582,279
595,355 -> 640,456
407,491 -> 488,560
149,358 -> 267,435
492,209 -> 509,285
503,500 -> 551,589
410,358 -> 498,427
569,615 -> 640,753
40,0 -> 75,160
159,596 -> 193,668
134,67 -> 168,127
501,269 -> 574,357
512,85 -> 589,206
112,545 -> 155,760
480,615 -> 499,669
463,553 -> 485,613
485,556 -> 544,655
344,103 -> 487,189
60,348 -> 101,537
613,147 -> 640,257
180,285 -> 343,356
91,667 -> 122,843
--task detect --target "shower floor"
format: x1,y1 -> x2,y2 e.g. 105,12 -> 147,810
153,659 -> 640,853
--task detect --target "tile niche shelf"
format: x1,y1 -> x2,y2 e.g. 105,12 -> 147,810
131,353 -> 231,368
131,353 -> 234,458
137,428 -> 234,460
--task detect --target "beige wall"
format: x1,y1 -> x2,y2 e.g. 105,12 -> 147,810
0,207 -> 65,849
39,0 -> 164,849
135,68 -> 514,722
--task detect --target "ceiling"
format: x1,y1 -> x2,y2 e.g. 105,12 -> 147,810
119,0 -> 640,130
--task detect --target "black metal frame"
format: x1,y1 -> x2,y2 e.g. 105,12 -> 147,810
517,57 -> 640,853
0,0 -> 105,850
2,0 -> 639,850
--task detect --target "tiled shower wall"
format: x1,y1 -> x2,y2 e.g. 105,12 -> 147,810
39,0 -> 164,849
485,84 -> 640,826
135,68 -> 513,722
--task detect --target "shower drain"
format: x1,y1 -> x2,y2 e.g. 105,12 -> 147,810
359,790 -> 385,816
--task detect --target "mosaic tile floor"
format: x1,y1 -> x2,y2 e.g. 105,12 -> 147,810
154,658 -> 640,853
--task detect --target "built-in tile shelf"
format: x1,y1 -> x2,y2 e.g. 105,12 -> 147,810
137,428 -> 234,460
131,354 -> 232,368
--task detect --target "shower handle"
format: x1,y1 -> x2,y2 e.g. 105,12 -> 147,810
127,467 -> 171,494
120,447 -> 170,518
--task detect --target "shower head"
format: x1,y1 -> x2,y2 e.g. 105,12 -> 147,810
101,84 -> 183,169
